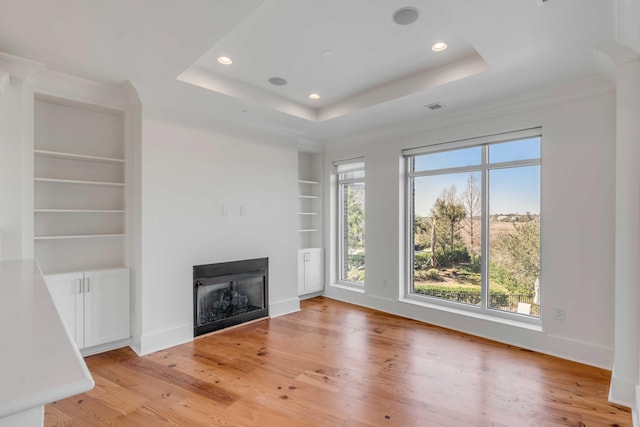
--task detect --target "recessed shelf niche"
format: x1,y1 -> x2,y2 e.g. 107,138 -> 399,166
33,95 -> 126,275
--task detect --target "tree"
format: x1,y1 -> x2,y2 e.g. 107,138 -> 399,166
492,216 -> 540,294
413,215 -> 431,250
429,186 -> 467,266
434,186 -> 467,254
462,174 -> 481,257
346,185 -> 365,250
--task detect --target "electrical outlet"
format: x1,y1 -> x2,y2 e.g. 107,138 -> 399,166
382,279 -> 388,288
553,307 -> 565,321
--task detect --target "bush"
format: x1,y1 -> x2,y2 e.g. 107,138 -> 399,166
414,252 -> 432,270
425,268 -> 440,280
415,268 -> 441,281
434,246 -> 470,267
489,263 -> 532,296
347,253 -> 365,270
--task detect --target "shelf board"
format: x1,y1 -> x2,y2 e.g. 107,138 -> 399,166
298,229 -> 319,232
298,180 -> 320,185
298,212 -> 319,215
34,233 -> 125,240
34,149 -> 125,164
34,209 -> 125,213
298,195 -> 320,199
34,177 -> 125,187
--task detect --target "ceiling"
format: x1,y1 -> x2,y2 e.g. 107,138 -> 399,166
0,0 -> 623,144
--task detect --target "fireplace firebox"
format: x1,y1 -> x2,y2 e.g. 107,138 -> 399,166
193,258 -> 268,336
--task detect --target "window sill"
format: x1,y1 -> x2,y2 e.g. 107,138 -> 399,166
399,296 -> 543,332
331,282 -> 365,293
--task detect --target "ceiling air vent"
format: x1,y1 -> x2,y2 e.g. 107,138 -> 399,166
425,102 -> 445,111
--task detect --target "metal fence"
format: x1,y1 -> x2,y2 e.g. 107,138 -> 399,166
414,289 -> 539,315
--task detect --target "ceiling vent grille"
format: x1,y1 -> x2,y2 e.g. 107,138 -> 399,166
425,102 -> 445,110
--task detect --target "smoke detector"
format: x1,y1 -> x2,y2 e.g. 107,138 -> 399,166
536,0 -> 549,6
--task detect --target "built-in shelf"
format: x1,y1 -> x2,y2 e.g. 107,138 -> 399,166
34,177 -> 125,187
35,209 -> 125,213
298,179 -> 320,185
298,229 -> 319,233
34,234 -> 125,240
34,96 -> 127,277
298,212 -> 319,215
298,195 -> 320,199
34,149 -> 125,164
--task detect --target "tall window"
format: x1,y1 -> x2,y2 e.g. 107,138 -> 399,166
336,160 -> 365,285
406,130 -> 541,318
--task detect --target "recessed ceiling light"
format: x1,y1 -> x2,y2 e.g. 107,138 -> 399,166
217,56 -> 233,65
393,7 -> 420,25
431,42 -> 448,52
308,93 -> 320,100
268,77 -> 288,86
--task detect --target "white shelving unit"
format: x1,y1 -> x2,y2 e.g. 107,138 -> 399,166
298,152 -> 324,296
33,96 -> 126,275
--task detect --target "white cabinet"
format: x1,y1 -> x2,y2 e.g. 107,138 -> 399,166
45,268 -> 130,350
298,248 -> 324,296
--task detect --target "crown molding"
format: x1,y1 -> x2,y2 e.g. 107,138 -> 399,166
0,52 -> 44,83
323,75 -> 615,149
28,69 -> 127,111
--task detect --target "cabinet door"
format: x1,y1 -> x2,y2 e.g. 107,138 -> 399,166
45,272 -> 84,348
304,249 -> 324,293
83,268 -> 130,348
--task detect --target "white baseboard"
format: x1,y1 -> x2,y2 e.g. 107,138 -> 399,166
608,373 -> 637,408
134,323 -> 193,356
269,297 -> 300,318
81,337 -> 132,357
322,291 -> 614,370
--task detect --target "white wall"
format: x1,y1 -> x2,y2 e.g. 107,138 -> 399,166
134,101 -> 300,355
0,82 -> 25,260
323,89 -> 617,369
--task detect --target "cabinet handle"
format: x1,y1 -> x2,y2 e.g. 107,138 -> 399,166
77,279 -> 83,294
84,278 -> 90,293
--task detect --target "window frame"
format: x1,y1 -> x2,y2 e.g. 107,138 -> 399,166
335,159 -> 366,288
404,129 -> 541,324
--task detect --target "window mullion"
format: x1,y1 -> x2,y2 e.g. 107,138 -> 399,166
480,145 -> 489,311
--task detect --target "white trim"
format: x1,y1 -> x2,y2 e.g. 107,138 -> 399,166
334,159 -> 365,173
608,373 -> 637,408
135,323 -> 193,356
402,127 -> 542,157
269,297 -> 301,318
321,293 -> 614,369
80,337 -> 131,357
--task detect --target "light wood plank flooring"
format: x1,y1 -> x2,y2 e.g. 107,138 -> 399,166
45,297 -> 630,426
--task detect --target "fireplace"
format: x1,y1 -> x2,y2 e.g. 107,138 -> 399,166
193,258 -> 268,336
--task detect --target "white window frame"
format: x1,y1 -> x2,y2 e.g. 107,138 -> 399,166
335,159 -> 365,288
403,128 -> 542,324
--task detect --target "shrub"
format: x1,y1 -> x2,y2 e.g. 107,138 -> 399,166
434,246 -> 470,267
347,253 -> 365,270
414,252 -> 432,270
415,268 -> 441,281
425,268 -> 440,280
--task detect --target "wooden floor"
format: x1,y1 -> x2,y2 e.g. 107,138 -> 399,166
45,297 -> 630,426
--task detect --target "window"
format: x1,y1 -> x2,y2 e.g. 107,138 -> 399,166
336,160 -> 365,285
406,130 -> 541,318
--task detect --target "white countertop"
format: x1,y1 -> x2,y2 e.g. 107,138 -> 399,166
0,260 -> 94,418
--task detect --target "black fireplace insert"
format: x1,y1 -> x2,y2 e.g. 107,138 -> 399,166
193,258 -> 268,336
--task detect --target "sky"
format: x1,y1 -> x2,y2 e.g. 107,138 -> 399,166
413,138 -> 540,216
